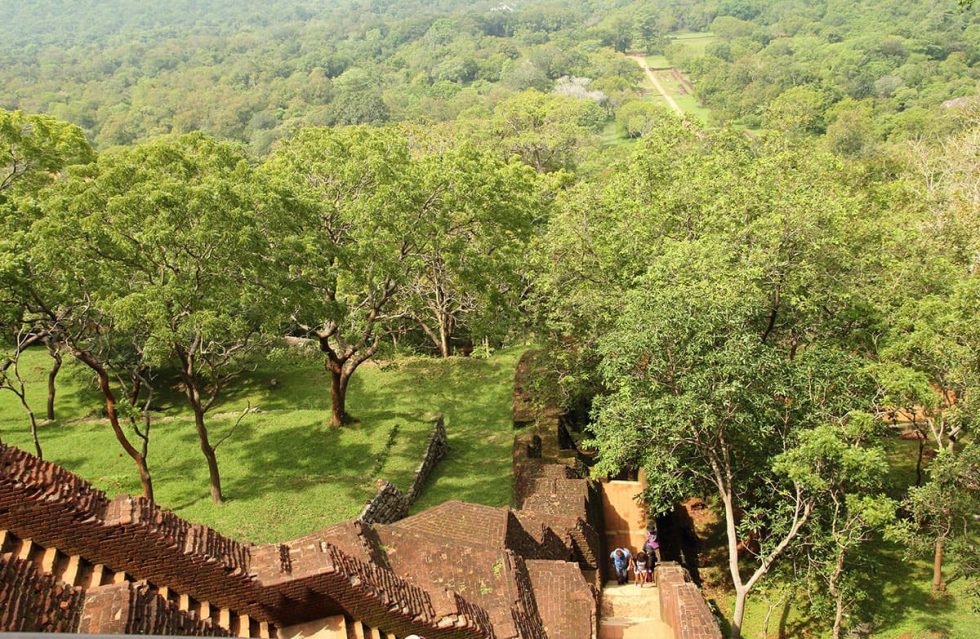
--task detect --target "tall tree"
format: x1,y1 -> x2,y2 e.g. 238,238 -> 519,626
0,109 -> 93,457
265,127 -> 420,426
42,133 -> 280,503
891,442 -> 980,593
0,328 -> 45,458
537,124 -> 887,638
266,127 -> 541,421
401,146 -> 539,357
776,418 -> 896,639
487,90 -> 605,173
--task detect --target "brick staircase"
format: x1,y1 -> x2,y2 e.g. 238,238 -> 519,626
281,614 -> 398,639
0,529 -> 266,637
598,582 -> 672,639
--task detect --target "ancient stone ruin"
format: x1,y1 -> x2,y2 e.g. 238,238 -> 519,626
0,351 -> 720,639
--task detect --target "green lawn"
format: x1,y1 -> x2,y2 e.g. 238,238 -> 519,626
650,69 -> 714,125
0,346 -> 524,543
645,54 -> 670,68
668,31 -> 718,58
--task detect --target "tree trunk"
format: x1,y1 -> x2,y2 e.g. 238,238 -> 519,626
761,597 -> 774,639
177,349 -> 224,504
192,407 -> 223,503
832,591 -> 845,639
417,317 -> 451,358
720,484 -> 747,639
438,320 -> 451,358
17,391 -> 43,459
932,537 -> 944,592
320,329 -> 382,428
191,402 -> 224,504
915,437 -> 925,487
731,587 -> 747,639
73,351 -> 153,501
830,552 -> 847,639
330,368 -> 350,427
46,345 -> 61,421
135,455 -> 154,502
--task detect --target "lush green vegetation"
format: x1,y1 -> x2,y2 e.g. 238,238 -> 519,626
714,436 -> 980,638
0,0 -> 648,153
5,1 -> 973,154
679,0 -> 980,141
0,346 -> 523,542
1,1 -> 978,638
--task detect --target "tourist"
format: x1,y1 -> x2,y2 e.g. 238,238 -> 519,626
632,551 -> 651,587
609,547 -> 632,585
643,527 -> 660,585
643,527 -> 661,562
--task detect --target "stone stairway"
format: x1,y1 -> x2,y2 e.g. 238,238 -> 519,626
1,529 -> 269,637
599,582 -> 672,639
281,615 -> 396,639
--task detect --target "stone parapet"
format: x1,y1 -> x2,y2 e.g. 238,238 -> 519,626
655,563 -> 722,639
359,416 -> 449,525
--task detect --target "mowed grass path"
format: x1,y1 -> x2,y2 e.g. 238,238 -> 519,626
0,347 -> 524,543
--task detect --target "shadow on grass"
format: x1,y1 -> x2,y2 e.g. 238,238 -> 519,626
861,540 -> 957,637
224,416 -> 389,506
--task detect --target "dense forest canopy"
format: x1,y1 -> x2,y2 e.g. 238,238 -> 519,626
2,0 -> 976,152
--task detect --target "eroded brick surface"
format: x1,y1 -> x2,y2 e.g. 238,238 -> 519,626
0,443 -> 493,639
526,560 -> 598,639
79,582 -> 230,636
655,564 -> 722,639
0,553 -> 85,632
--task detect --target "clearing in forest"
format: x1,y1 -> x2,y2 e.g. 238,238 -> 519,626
629,54 -> 713,125
629,31 -> 717,124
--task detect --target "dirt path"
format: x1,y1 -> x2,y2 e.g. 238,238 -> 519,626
627,54 -> 683,116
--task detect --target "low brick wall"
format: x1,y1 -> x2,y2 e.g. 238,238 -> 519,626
0,553 -> 85,632
358,480 -> 411,528
407,416 -> 449,501
359,416 -> 448,524
656,562 -> 722,639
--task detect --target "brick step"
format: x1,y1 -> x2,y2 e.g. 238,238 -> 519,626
1,529 -> 271,638
0,530 -> 127,590
598,617 -> 672,639
282,615 -> 388,639
600,583 -> 661,619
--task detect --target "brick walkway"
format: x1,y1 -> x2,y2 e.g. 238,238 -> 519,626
599,582 -> 672,639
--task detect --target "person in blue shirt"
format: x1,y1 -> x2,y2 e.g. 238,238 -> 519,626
610,547 -> 632,584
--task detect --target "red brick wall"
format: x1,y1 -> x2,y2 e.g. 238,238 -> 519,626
79,582 -> 231,636
0,443 -> 497,639
0,553 -> 85,632
656,563 -> 722,639
359,417 -> 449,525
525,560 -> 598,639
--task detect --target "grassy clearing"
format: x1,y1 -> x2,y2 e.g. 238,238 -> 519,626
0,346 -> 524,543
668,31 -> 718,58
698,434 -> 977,638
